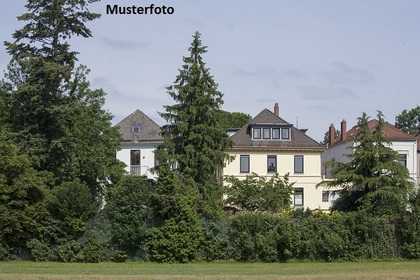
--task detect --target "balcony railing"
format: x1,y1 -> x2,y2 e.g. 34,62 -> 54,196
129,165 -> 157,180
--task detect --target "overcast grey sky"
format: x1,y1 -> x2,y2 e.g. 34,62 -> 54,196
1,0 -> 419,141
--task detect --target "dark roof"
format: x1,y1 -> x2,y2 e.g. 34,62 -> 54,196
331,119 -> 416,147
116,110 -> 163,142
230,109 -> 323,150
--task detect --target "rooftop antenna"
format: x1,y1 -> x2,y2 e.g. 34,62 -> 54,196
296,116 -> 299,129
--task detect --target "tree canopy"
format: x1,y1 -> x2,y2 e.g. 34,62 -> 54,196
396,106 -> 420,135
317,111 -> 414,215
219,111 -> 252,130
224,172 -> 294,213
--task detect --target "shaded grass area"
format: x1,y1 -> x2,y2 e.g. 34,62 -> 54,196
0,261 -> 419,280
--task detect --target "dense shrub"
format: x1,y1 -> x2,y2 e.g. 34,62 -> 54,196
143,196 -> 202,263
227,210 -> 403,262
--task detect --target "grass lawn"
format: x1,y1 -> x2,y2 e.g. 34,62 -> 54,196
0,260 -> 419,280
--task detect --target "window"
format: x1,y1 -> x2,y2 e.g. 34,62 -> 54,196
272,128 -> 280,139
130,150 -> 141,166
263,128 -> 271,139
322,191 -> 329,202
267,155 -> 277,173
294,155 -> 304,173
399,154 -> 407,167
130,150 -> 141,176
240,155 -> 250,173
253,128 -> 261,139
294,188 -> 304,206
132,126 -> 140,133
281,128 -> 290,139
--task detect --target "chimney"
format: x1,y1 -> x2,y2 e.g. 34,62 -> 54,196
340,119 -> 347,141
329,124 -> 335,146
274,103 -> 279,117
395,117 -> 399,129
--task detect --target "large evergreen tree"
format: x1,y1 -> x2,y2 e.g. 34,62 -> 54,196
158,32 -> 232,218
3,0 -> 122,192
317,111 -> 414,215
1,0 -> 124,256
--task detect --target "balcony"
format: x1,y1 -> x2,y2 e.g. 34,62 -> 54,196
129,165 -> 157,180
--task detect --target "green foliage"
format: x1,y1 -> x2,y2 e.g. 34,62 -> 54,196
105,176 -> 152,256
144,196 -> 202,263
1,0 -> 123,256
27,238 -> 54,262
56,240 -> 81,262
396,105 -> 420,134
218,111 -> 252,129
144,163 -> 202,262
0,134 -> 51,246
158,31 -> 232,218
401,188 -> 420,259
224,173 -> 294,213
198,218 -> 230,261
318,111 -> 414,215
77,230 -> 106,263
48,180 -> 97,221
228,210 -> 401,262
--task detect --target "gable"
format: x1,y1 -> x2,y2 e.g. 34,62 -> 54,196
116,110 -> 163,142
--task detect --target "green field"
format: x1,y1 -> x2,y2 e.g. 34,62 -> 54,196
0,261 -> 419,280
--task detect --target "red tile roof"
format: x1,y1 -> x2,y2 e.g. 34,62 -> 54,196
331,119 -> 416,146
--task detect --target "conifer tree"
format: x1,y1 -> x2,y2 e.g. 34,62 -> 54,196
158,32 -> 232,218
1,0 -> 123,254
3,0 -> 122,189
317,111 -> 414,215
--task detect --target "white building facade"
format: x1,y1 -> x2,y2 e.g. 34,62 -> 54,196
116,110 -> 163,180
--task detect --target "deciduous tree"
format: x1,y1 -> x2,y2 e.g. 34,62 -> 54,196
224,173 -> 294,213
396,106 -> 420,135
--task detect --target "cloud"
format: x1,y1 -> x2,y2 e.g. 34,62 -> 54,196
299,85 -> 358,100
232,65 -> 307,83
233,65 -> 277,78
91,77 -> 121,96
319,61 -> 374,86
99,36 -> 149,50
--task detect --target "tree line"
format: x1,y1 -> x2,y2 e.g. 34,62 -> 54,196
0,0 -> 419,262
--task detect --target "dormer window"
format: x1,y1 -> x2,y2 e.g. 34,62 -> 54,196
263,128 -> 271,139
132,126 -> 140,134
252,126 -> 291,140
272,128 -> 280,139
281,128 -> 290,139
253,128 -> 261,139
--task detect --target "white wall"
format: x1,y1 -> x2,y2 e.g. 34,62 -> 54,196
117,142 -> 160,179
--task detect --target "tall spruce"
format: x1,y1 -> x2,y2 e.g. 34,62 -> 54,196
1,0 -> 123,254
158,32 -> 232,218
3,0 -> 122,189
317,111 -> 414,215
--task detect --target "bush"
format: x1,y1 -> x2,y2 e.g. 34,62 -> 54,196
27,238 -> 54,261
57,240 -> 81,262
77,231 -> 106,263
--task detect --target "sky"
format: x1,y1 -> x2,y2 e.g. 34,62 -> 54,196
1,0 -> 419,142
